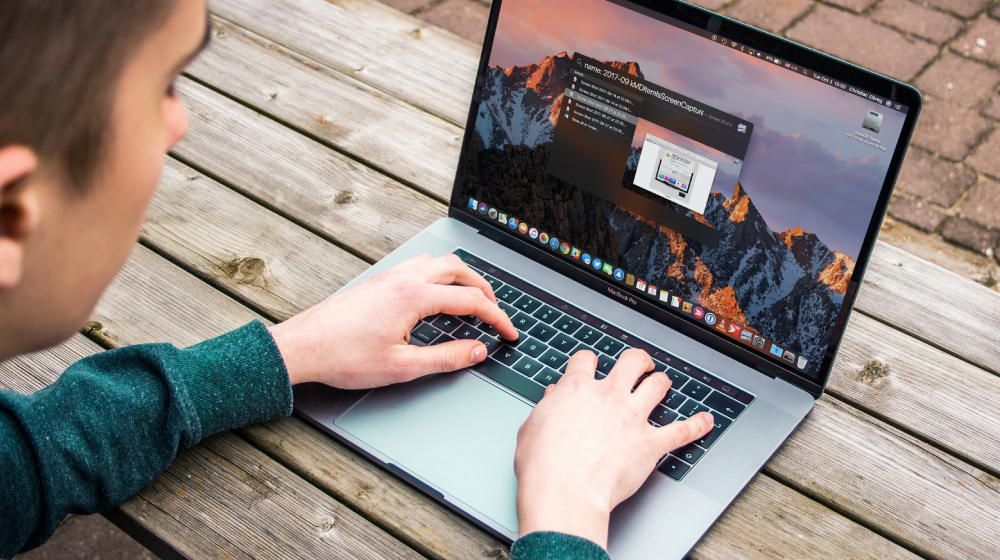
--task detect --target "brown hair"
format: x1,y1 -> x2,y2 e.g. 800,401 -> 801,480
0,0 -> 179,194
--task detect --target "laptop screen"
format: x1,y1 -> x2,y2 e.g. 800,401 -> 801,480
456,0 -> 916,385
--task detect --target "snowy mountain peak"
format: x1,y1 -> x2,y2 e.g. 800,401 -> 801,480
817,252 -> 854,294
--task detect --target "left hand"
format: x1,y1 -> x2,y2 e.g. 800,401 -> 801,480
268,253 -> 519,389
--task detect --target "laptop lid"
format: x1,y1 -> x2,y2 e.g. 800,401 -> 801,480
448,0 -> 921,398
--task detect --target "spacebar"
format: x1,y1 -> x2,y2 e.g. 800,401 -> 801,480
473,358 -> 545,403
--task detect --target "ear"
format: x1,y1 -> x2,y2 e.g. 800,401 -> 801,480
0,146 -> 40,290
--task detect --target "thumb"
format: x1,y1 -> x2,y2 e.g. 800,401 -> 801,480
395,339 -> 489,380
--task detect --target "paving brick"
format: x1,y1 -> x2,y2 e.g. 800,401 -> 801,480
915,53 -> 1000,109
961,175 -> 1000,229
417,0 -> 491,44
824,0 -> 876,13
926,0 -> 989,18
952,16 -> 1000,65
941,217 -> 1000,253
786,6 -> 938,82
725,0 -> 813,33
887,196 -> 948,231
375,0 -> 434,14
685,0 -> 730,11
15,514 -> 155,560
912,99 -> 992,160
871,0 -> 963,44
967,127 -> 1000,178
896,148 -> 976,206
982,95 -> 1000,120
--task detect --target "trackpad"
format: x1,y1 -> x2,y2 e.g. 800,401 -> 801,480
335,370 -> 531,532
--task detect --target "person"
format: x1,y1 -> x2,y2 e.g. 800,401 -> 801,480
0,0 -> 713,558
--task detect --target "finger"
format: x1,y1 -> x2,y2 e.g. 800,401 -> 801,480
562,349 -> 599,382
606,348 -> 654,391
653,412 -> 714,453
631,371 -> 671,412
393,338 -> 489,380
409,254 -> 498,303
416,283 -> 518,341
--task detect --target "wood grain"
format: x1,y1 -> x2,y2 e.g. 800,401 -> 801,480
207,0 -> 479,126
146,157 -> 369,322
0,334 -> 100,393
830,311 -> 1000,472
184,16 -> 463,200
859,241 -> 1000,376
171,75 -> 445,262
765,396 -> 1000,560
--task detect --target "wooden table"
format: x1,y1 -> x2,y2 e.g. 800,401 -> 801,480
3,0 -> 1000,558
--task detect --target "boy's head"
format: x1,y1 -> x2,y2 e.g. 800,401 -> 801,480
0,0 -> 209,360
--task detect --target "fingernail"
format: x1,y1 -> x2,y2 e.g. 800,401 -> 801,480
471,344 -> 486,363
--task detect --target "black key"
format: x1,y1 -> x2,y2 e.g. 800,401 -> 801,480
512,357 -> 545,378
478,323 -> 501,338
467,265 -> 486,277
664,367 -> 690,387
649,405 -> 678,426
533,368 -> 562,386
411,323 -> 442,344
674,443 -> 705,465
652,358 -> 669,372
510,312 -> 538,331
694,415 -> 732,449
478,334 -> 502,355
549,332 -> 578,354
483,274 -> 504,291
474,359 -> 545,403
538,348 -> 569,369
553,315 -> 582,335
432,333 -> 456,345
513,295 -> 543,314
593,336 -> 625,357
457,314 -> 481,327
431,315 -> 461,333
574,326 -> 603,345
679,379 -> 711,401
494,345 -> 523,367
527,323 -> 558,342
519,338 -> 547,358
499,301 -> 518,317
657,455 -> 691,480
704,391 -> 746,419
662,390 -> 687,410
679,399 -> 711,418
495,285 -> 523,304
453,324 -> 481,340
595,372 -> 607,380
531,304 -> 561,324
596,354 -> 616,374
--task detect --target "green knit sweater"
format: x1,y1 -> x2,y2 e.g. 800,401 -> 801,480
0,321 -> 608,560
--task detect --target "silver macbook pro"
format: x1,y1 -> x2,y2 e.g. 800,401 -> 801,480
294,0 -> 921,556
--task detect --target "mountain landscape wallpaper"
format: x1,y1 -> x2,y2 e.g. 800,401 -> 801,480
462,0 -> 905,375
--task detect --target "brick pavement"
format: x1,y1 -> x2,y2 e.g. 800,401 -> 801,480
396,0 -> 1000,289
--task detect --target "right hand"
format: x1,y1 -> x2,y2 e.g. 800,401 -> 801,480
513,348 -> 714,548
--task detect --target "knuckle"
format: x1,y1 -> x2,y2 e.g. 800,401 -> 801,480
439,345 -> 464,372
441,253 -> 464,267
646,374 -> 669,394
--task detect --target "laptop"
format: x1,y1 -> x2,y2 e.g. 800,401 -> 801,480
294,0 -> 920,556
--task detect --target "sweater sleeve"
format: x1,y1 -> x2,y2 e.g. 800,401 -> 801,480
0,320 -> 292,558
511,532 -> 611,560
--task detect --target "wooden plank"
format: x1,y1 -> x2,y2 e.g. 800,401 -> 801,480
0,334 -> 100,393
171,75 -> 444,262
239,417 -> 510,560
859,241 -> 1000,376
207,0 -> 479,126
87,244 -> 262,349
241,416 -> 920,560
830,311 -> 1000,472
765,397 -> 1000,560
184,16 -> 462,200
146,157 -> 369,322
690,475 -> 920,560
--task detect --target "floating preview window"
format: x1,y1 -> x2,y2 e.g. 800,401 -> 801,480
634,134 -> 718,215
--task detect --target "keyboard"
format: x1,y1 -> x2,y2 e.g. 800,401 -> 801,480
408,250 -> 755,481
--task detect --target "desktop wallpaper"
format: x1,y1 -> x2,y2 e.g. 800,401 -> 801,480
461,0 -> 906,375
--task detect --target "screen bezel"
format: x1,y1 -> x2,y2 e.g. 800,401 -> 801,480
448,0 -> 922,398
